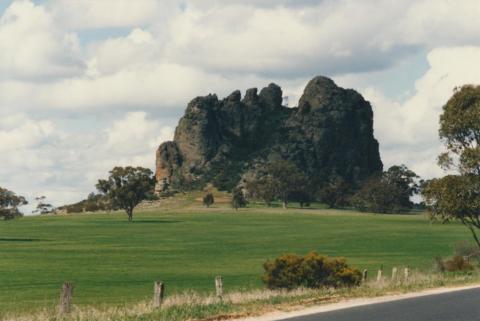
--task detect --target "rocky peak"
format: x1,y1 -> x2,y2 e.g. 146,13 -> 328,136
259,83 -> 283,108
155,76 -> 383,193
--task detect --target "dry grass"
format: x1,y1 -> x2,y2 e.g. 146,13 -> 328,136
3,270 -> 480,321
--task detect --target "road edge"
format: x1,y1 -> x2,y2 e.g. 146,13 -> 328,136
236,283 -> 480,321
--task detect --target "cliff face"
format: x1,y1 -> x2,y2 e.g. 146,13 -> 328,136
155,76 -> 383,192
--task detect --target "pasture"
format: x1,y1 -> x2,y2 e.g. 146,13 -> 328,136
0,204 -> 471,313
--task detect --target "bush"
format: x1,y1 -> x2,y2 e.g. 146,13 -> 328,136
435,255 -> 474,272
262,252 -> 362,290
231,188 -> 247,210
203,193 -> 214,208
454,241 -> 480,263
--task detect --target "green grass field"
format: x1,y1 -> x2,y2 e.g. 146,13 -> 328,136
0,204 -> 472,313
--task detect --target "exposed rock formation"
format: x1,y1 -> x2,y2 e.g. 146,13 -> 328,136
155,76 -> 383,193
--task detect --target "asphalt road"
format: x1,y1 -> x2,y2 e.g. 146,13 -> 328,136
282,288 -> 480,321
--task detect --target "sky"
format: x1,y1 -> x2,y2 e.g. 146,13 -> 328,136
1,0 -> 480,213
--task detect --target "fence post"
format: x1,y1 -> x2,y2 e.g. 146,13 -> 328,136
404,267 -> 410,281
362,269 -> 368,283
376,268 -> 383,282
153,281 -> 165,308
215,276 -> 223,297
59,282 -> 74,314
391,267 -> 397,281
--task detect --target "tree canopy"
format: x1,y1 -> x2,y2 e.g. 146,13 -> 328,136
352,165 -> 420,213
0,187 -> 27,220
423,85 -> 480,248
423,175 -> 480,247
246,160 -> 309,209
438,85 -> 480,175
33,196 -> 55,215
96,166 -> 155,221
317,178 -> 353,209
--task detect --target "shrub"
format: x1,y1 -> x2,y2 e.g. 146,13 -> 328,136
231,188 -> 247,210
444,256 -> 474,272
262,252 -> 361,290
454,241 -> 480,263
435,255 -> 474,272
203,193 -> 214,208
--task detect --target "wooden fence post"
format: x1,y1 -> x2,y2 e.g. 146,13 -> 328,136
153,281 -> 165,308
59,282 -> 74,314
215,276 -> 223,297
391,267 -> 397,281
362,269 -> 368,283
376,268 -> 383,282
404,267 -> 410,281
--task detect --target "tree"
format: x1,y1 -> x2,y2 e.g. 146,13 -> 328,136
245,176 -> 276,206
231,187 -> 247,210
246,160 -> 308,209
34,196 -> 55,215
383,165 -> 421,208
96,166 -> 155,222
289,189 -> 312,208
203,193 -> 214,208
423,175 -> 480,247
351,175 -> 404,213
422,85 -> 480,248
351,165 -> 420,213
0,187 -> 27,220
317,178 -> 353,208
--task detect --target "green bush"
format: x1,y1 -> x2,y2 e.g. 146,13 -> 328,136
262,252 -> 362,290
203,193 -> 214,208
231,188 -> 248,210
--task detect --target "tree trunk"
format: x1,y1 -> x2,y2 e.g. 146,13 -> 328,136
466,222 -> 480,250
127,208 -> 133,222
283,193 -> 288,210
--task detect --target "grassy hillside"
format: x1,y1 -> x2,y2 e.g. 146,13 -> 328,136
0,195 -> 472,313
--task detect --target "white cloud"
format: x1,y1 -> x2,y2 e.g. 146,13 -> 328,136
2,0 -> 480,208
86,28 -> 161,76
357,47 -> 480,179
164,1 -> 414,77
0,112 -> 173,212
0,114 -> 55,152
0,0 -> 83,81
47,0 -> 178,29
105,111 -> 173,156
401,0 -> 480,47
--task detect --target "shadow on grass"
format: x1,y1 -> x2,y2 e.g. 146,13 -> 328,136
0,238 -> 46,242
132,220 -> 183,224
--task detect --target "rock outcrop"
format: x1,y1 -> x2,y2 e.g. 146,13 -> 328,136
155,76 -> 383,193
